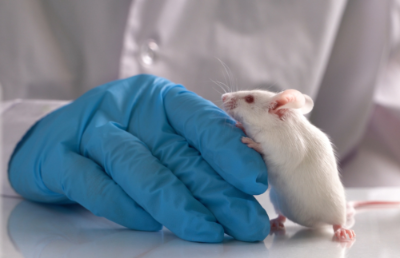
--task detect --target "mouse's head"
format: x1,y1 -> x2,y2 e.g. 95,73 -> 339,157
222,89 -> 314,127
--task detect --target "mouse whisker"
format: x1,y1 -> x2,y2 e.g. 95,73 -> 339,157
216,58 -> 235,93
210,79 -> 229,94
212,87 -> 224,96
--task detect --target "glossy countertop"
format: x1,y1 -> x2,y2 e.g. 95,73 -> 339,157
1,188 -> 400,258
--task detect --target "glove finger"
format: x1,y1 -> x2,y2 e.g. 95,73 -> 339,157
134,120 -> 270,241
46,150 -> 162,231
81,123 -> 224,243
162,85 -> 269,195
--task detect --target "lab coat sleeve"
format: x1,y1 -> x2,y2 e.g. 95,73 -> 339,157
373,0 -> 400,163
1,100 -> 70,197
310,0 -> 392,158
119,0 -> 347,105
0,0 -> 131,100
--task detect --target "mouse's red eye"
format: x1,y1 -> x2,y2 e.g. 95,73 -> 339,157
245,95 -> 254,104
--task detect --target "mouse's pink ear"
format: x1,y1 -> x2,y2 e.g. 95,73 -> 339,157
270,89 -> 314,115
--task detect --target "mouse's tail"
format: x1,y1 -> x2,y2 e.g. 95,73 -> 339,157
349,201 -> 400,209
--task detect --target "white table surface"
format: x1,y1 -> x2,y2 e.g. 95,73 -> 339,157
1,188 -> 400,258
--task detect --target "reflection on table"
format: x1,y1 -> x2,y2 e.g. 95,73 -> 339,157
1,188 -> 400,258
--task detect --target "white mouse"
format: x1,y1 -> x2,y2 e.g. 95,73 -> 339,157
221,89 -> 355,242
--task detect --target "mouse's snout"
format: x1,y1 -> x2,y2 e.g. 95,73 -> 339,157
221,93 -> 230,103
222,93 -> 237,112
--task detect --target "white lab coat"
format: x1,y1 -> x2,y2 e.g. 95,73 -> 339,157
0,0 -> 399,197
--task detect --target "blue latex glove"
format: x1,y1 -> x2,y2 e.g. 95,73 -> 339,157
9,74 -> 270,242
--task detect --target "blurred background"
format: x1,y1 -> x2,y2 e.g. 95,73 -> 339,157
0,0 -> 400,187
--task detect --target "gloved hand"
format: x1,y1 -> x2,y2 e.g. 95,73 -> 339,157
9,74 -> 270,242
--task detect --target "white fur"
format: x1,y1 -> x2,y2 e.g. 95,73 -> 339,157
222,90 -> 347,228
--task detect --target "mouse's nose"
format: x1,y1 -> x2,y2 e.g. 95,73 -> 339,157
222,94 -> 229,102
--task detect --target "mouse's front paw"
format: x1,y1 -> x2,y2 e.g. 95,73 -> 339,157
241,137 -> 263,154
